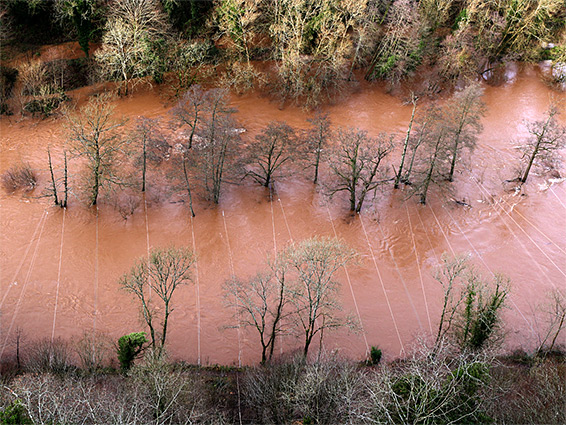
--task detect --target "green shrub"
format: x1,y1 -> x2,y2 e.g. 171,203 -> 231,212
117,332 -> 147,372
0,400 -> 32,425
368,346 -> 382,366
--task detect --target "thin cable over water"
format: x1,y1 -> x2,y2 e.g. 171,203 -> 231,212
222,210 -> 243,367
326,205 -> 370,355
1,210 -> 48,360
51,208 -> 66,344
359,213 -> 405,354
405,203 -> 432,333
441,202 -> 537,339
1,209 -> 46,310
189,214 -> 201,366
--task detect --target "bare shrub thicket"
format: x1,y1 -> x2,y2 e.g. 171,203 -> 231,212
242,353 -> 366,424
23,338 -> 74,375
1,164 -> 37,193
7,367 -> 224,425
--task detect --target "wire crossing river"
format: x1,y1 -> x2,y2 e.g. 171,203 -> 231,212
0,64 -> 565,364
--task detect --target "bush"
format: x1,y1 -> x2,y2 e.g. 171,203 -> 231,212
0,400 -> 32,425
24,338 -> 74,374
117,332 -> 146,372
1,164 -> 36,193
368,346 -> 382,366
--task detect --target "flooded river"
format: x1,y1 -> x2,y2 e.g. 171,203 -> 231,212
0,63 -> 565,365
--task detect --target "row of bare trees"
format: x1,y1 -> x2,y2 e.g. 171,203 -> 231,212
40,84 -> 565,211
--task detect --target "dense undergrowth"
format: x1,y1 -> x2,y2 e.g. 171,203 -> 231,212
1,0 -> 565,115
0,339 -> 564,424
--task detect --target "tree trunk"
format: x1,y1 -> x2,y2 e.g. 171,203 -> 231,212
420,136 -> 442,205
48,148 -> 59,206
142,134 -> 147,192
92,160 -> 100,206
313,148 -> 321,184
521,146 -> 539,183
395,96 -> 417,189
183,158 -> 196,217
63,151 -> 68,208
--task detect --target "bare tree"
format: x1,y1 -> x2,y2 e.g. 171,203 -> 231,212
328,128 -> 393,212
64,94 -> 128,206
131,116 -> 164,192
518,103 -> 566,184
408,104 -> 451,204
535,289 -> 566,356
434,254 -> 470,349
285,237 -> 356,357
46,148 -> 68,208
444,82 -> 486,182
244,121 -> 298,188
171,84 -> 207,149
95,0 -> 171,95
394,93 -> 417,189
192,88 -> 239,204
305,113 -> 331,184
119,247 -> 195,357
224,258 -> 289,364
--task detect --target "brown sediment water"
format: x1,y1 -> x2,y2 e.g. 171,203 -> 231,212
0,63 -> 565,365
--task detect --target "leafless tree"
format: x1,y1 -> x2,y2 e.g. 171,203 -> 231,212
191,88 -> 239,204
395,93 -> 418,189
518,103 -> 566,183
305,113 -> 331,184
444,82 -> 486,182
327,128 -> 393,212
95,0 -> 171,95
46,148 -> 68,207
119,246 -> 196,358
224,258 -> 289,364
131,116 -> 165,193
64,94 -> 128,206
535,289 -> 566,356
434,254 -> 470,349
407,104 -> 451,204
285,237 -> 356,357
171,84 -> 207,150
243,121 -> 299,188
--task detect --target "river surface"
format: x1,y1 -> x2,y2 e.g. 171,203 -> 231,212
0,62 -> 565,365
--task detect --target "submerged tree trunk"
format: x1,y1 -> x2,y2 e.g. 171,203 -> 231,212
395,95 -> 417,189
63,151 -> 68,208
183,157 -> 195,217
48,148 -> 59,206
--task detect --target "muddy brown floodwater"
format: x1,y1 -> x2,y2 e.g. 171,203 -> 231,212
0,63 -> 565,366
